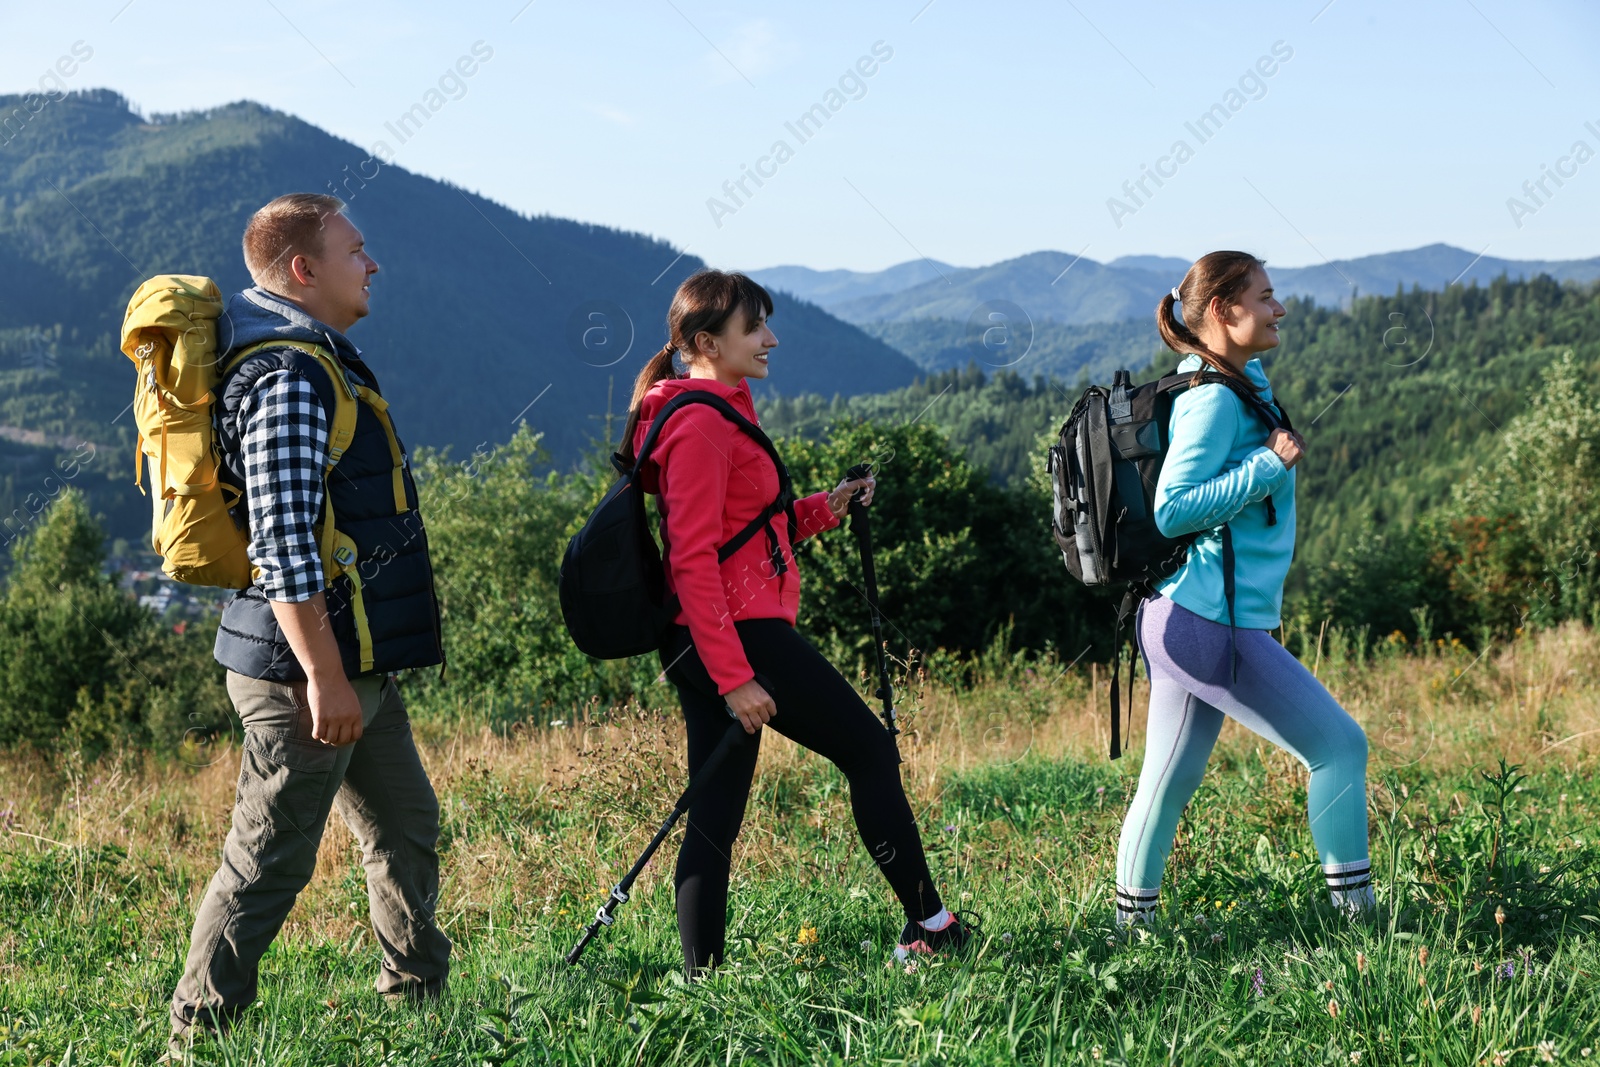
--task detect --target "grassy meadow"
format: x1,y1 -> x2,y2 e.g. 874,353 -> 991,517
2,625 -> 1599,1066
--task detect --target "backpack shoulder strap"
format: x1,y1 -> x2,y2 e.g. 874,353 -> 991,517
227,340 -> 360,470
631,392 -> 781,475
1174,369 -> 1290,432
630,390 -> 798,569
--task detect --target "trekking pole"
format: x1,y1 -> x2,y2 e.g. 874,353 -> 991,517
565,719 -> 746,965
844,462 -> 899,738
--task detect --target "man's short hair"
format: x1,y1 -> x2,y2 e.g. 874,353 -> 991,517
242,193 -> 346,292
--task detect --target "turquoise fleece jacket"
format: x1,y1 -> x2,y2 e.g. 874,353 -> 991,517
1153,354 -> 1295,629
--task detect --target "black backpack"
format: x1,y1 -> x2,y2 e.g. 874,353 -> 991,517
1048,366 -> 1293,757
559,391 -> 798,660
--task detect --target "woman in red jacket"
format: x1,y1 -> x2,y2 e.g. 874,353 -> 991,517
622,269 -> 972,975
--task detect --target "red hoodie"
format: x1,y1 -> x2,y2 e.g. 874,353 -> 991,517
633,376 -> 840,695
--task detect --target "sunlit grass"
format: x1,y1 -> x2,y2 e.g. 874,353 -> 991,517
2,624 -> 1598,1064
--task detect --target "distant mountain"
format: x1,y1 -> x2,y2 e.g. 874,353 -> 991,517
1268,243 -> 1600,309
831,251 -> 1172,326
0,90 -> 921,465
750,259 -> 959,307
1106,254 -> 1192,277
753,244 -> 1600,327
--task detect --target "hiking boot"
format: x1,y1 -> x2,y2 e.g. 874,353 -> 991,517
894,912 -> 980,960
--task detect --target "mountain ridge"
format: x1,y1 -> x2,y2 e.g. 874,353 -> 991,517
0,89 -> 923,463
752,243 -> 1600,325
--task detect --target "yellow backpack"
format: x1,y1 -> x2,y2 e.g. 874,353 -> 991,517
120,275 -> 360,589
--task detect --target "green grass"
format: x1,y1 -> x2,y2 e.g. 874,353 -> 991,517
3,637 -> 1600,1065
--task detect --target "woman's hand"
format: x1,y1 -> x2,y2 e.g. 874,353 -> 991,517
826,474 -> 876,520
724,678 -> 776,734
1267,428 -> 1305,470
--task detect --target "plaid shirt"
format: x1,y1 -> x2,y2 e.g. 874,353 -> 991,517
236,370 -> 330,603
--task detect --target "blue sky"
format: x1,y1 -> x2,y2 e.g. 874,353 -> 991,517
6,0 -> 1599,272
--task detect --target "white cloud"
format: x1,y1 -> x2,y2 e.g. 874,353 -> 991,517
704,18 -> 788,84
587,103 -> 636,126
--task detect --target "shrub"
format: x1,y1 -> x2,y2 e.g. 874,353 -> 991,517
1445,350 -> 1600,633
0,489 -> 228,753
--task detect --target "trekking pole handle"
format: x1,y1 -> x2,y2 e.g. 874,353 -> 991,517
844,463 -> 874,512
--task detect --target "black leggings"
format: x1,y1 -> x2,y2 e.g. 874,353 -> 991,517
661,618 -> 942,973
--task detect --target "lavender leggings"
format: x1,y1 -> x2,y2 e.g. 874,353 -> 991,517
1116,594 -> 1371,891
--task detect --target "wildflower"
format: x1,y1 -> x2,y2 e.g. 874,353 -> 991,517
1495,904 -> 1506,926
1252,969 -> 1264,997
1418,946 -> 1429,967
1540,1040 -> 1557,1062
1324,979 -> 1333,991
1091,1046 -> 1103,1061
1210,933 -> 1223,945
797,925 -> 818,946
1350,1053 -> 1363,1064
943,824 -> 957,833
1494,1053 -> 1509,1066
1053,940 -> 1063,949
1356,951 -> 1367,974
861,940 -> 872,951
1001,932 -> 1013,943
1472,1005 -> 1483,1026
960,891 -> 972,902
1327,999 -> 1340,1019
1500,961 -> 1516,979
903,961 -> 918,975
1474,961 -> 1483,974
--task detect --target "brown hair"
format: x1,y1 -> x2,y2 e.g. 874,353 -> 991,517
1157,250 -> 1267,395
617,269 -> 775,466
242,193 -> 346,293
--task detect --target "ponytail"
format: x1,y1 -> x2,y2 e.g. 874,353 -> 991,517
617,343 -> 680,468
1156,250 -> 1266,396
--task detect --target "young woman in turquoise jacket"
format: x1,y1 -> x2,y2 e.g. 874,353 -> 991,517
1114,251 -> 1375,927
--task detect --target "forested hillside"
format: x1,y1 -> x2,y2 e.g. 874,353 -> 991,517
857,315 -> 1164,382
0,89 -> 922,554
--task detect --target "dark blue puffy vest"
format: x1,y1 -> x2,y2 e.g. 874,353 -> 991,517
212,346 -> 443,681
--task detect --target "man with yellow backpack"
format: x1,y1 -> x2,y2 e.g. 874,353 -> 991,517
125,194 -> 449,1057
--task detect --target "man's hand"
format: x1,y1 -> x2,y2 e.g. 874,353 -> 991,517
269,592 -> 364,746
724,678 -> 776,735
306,671 -> 364,745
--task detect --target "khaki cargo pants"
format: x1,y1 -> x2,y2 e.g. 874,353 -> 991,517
170,672 -> 451,1043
